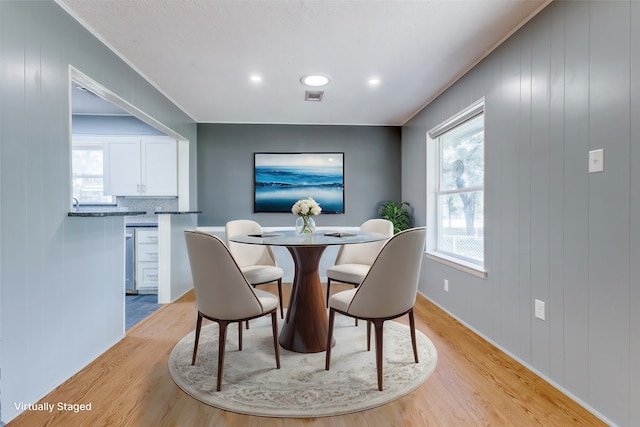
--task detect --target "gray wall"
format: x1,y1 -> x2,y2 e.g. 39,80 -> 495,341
0,1 -> 196,423
402,1 -> 638,425
197,124 -> 401,226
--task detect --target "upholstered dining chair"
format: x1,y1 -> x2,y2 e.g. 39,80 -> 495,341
225,220 -> 285,319
325,227 -> 426,391
184,230 -> 281,391
325,218 -> 394,307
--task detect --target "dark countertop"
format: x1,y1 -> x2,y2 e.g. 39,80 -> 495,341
126,223 -> 158,228
155,210 -> 202,215
68,211 -> 147,217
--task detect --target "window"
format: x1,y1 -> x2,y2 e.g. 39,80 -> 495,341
72,140 -> 115,205
427,99 -> 485,274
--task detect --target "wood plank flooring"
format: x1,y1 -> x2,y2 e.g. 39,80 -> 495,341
8,284 -> 604,426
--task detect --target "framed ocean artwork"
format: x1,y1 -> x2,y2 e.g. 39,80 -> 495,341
254,152 -> 345,213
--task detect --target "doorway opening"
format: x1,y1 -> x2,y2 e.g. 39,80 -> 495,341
69,66 -> 190,331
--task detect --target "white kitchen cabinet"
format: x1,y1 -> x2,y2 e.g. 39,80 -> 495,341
141,139 -> 178,196
135,228 -> 159,293
103,138 -> 140,196
104,136 -> 177,196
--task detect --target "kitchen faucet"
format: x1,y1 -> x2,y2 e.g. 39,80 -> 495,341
73,197 -> 80,211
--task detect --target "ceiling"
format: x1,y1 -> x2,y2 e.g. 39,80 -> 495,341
59,0 -> 548,126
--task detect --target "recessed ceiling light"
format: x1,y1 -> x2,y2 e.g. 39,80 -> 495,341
301,74 -> 331,87
250,75 -> 262,83
368,78 -> 381,86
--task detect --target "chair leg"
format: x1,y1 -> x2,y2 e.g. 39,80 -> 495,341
409,309 -> 419,363
238,321 -> 243,351
216,320 -> 229,391
271,311 -> 281,369
326,278 -> 332,307
247,284 -> 257,330
277,278 -> 284,319
367,321 -> 371,351
325,308 -> 336,370
373,319 -> 385,391
191,313 -> 203,365
353,284 -> 358,327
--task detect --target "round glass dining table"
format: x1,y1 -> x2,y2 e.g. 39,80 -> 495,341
229,229 -> 389,353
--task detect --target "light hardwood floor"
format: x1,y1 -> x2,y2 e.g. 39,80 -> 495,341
9,284 -> 604,426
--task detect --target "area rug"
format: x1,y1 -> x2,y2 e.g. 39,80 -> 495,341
168,313 -> 437,417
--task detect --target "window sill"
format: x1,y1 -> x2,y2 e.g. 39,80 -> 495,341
425,251 -> 487,279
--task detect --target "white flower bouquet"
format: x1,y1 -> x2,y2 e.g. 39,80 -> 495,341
291,197 -> 321,234
291,197 -> 322,217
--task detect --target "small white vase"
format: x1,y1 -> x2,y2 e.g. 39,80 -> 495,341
295,216 -> 316,234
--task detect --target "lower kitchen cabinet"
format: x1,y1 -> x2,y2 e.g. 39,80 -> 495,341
135,228 -> 158,293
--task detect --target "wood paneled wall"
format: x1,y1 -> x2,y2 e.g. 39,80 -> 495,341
0,1 -> 196,423
402,1 -> 639,425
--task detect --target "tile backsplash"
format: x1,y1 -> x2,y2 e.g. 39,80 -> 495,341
119,197 -> 178,224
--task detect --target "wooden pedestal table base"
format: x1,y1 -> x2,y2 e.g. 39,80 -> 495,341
279,246 -> 335,353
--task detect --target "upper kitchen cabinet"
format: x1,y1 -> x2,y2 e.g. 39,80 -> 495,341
104,136 -> 178,197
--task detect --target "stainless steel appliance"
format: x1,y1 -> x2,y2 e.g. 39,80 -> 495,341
125,227 -> 135,294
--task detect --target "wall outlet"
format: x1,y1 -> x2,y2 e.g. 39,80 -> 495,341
534,299 -> 545,321
444,279 -> 449,292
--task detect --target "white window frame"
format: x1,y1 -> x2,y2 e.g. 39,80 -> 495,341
72,139 -> 116,205
426,98 -> 487,278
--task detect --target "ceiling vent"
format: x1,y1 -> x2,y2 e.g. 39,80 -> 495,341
305,90 -> 324,102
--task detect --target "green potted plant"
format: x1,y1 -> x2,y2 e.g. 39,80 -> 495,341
377,201 -> 413,233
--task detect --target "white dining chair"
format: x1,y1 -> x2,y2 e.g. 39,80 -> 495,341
225,220 -> 285,318
184,231 -> 281,391
325,218 -> 393,307
325,227 -> 426,391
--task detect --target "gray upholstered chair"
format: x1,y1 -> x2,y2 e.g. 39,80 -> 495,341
325,218 -> 394,307
225,220 -> 285,318
184,231 -> 281,391
325,227 -> 426,391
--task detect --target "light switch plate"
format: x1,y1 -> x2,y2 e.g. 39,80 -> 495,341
589,149 -> 604,173
535,299 -> 545,321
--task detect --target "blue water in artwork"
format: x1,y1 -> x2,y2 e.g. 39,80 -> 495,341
255,165 -> 344,213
